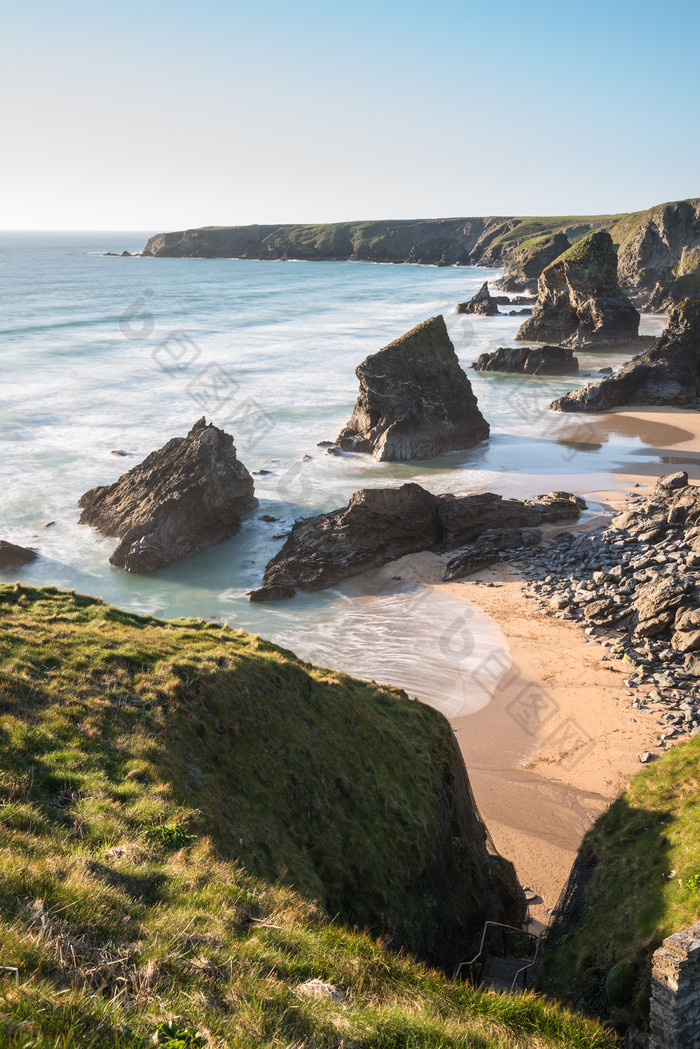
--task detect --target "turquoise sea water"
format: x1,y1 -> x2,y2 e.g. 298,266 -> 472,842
0,231 -> 670,716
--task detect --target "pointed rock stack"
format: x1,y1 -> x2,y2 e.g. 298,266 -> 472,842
456,281 -> 499,315
517,230 -> 640,349
335,315 -> 489,462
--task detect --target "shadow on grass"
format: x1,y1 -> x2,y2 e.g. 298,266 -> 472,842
536,797 -> 672,1030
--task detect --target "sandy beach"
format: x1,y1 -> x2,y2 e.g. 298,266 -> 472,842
396,406 -> 700,928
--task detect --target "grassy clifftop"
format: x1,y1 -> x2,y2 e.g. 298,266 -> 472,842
536,733 -> 700,1031
0,585 -> 615,1048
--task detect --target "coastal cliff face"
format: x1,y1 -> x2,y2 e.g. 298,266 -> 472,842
612,199 -> 700,308
141,214 -> 618,270
142,224 -> 284,259
143,217 -> 509,264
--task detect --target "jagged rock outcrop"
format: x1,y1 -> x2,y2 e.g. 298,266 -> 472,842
472,345 -> 578,375
550,298 -> 700,412
250,484 -> 584,601
0,541 -> 38,571
78,418 -> 257,572
517,231 -> 640,349
496,232 -> 570,293
455,282 -> 499,315
443,528 -> 542,581
613,199 -> 700,309
335,315 -> 489,461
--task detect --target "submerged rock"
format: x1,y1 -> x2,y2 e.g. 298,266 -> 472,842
336,315 -> 489,462
550,299 -> 700,412
250,485 -> 584,601
455,281 -> 499,315
472,345 -> 578,376
517,231 -> 640,349
78,417 -> 257,572
0,541 -> 38,571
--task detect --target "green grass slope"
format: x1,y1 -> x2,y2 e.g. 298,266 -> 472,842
536,734 -> 700,1031
0,584 -> 615,1049
481,214 -> 621,254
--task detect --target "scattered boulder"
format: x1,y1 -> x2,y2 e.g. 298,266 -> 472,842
456,281 -> 499,315
517,231 -> 640,349
472,345 -> 578,376
633,576 -> 694,638
549,298 -> 700,412
496,232 -> 571,293
506,471 -> 700,751
78,417 -> 257,572
335,315 -> 489,462
0,541 -> 38,571
250,485 -> 584,601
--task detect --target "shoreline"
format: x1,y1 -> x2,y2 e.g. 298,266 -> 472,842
396,405 -> 700,926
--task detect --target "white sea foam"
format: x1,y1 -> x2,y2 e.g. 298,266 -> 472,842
0,233 -> 672,708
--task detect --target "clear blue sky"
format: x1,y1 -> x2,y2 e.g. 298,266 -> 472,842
2,0 -> 698,230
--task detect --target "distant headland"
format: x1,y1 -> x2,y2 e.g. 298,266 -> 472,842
140,198 -> 700,311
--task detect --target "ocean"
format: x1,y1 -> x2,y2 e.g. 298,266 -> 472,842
0,231 -> 668,717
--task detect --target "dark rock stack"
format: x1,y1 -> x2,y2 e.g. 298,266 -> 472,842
517,231 -> 640,349
78,417 -> 257,572
473,345 -> 578,376
335,315 -> 489,461
456,281 -> 499,315
250,484 -> 584,601
550,298 -> 700,412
